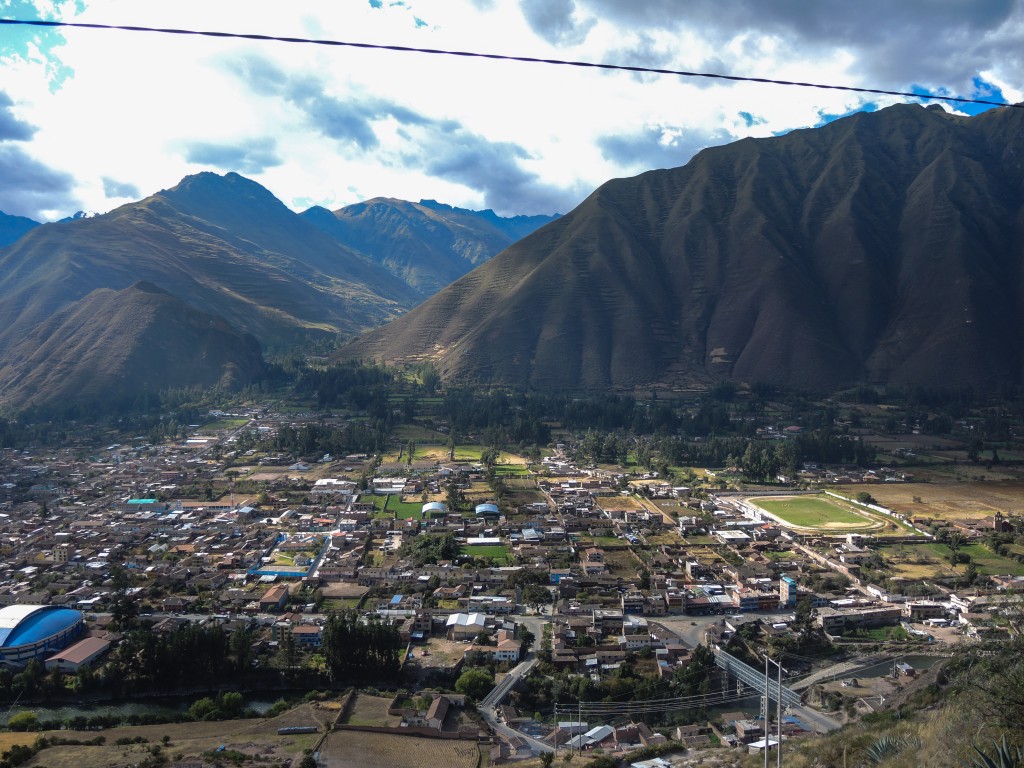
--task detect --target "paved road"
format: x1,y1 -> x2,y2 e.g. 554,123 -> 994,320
478,616 -> 552,755
788,654 -> 887,691
651,614 -> 728,647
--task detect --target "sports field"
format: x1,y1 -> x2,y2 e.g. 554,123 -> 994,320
755,496 -> 882,531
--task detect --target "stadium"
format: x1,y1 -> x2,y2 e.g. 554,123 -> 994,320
0,605 -> 85,667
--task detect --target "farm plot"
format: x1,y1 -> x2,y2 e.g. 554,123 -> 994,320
754,496 -> 885,532
32,703 -> 334,768
341,694 -> 401,727
855,481 -> 1024,522
318,730 -> 480,768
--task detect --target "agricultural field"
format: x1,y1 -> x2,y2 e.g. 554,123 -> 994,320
340,694 -> 401,727
851,481 -> 1024,523
318,730 -> 481,768
755,495 -> 885,532
24,703 -> 337,768
879,541 -> 1024,579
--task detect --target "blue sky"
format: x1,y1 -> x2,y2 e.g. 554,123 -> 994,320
0,0 -> 1022,220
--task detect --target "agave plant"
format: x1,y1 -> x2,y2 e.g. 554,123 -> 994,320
966,738 -> 1024,768
866,735 -> 921,764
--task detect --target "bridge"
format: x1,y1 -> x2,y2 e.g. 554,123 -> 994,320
713,647 -> 802,707
713,647 -> 842,732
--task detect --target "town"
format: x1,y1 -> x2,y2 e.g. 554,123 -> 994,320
0,389 -> 1022,768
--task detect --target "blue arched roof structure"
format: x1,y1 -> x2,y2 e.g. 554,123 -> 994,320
0,607 -> 83,648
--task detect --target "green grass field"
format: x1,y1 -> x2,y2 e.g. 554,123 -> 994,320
756,496 -> 876,529
462,544 -> 511,563
387,496 -> 425,519
200,417 -> 249,431
493,465 -> 529,476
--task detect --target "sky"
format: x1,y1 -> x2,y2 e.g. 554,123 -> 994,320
1,0 -> 1023,222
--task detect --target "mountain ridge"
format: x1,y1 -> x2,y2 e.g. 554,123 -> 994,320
301,197 -> 558,297
339,103 -> 1024,393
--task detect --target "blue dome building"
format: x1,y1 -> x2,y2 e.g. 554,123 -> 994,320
0,605 -> 85,667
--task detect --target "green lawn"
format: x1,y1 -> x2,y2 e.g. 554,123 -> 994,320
756,496 -> 874,529
493,465 -> 529,476
462,544 -> 511,563
200,417 -> 249,431
575,536 -> 624,546
386,495 -> 425,519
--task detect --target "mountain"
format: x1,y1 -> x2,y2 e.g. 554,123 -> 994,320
0,282 -> 266,410
341,103 -> 1024,393
0,210 -> 38,248
0,172 -> 424,409
0,172 -> 420,352
301,198 -> 558,297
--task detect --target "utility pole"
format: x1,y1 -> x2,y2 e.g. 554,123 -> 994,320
764,653 -> 784,767
776,656 -> 782,768
764,654 -> 770,768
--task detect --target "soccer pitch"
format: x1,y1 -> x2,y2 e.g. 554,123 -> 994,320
754,496 -> 881,531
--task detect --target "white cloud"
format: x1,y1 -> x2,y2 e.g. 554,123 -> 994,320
1,0 -> 1021,220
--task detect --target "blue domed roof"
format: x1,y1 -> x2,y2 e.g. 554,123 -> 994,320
0,606 -> 83,647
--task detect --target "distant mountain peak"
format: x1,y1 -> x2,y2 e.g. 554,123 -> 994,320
57,211 -> 98,224
301,196 -> 559,297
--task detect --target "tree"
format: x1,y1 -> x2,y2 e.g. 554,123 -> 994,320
320,610 -> 402,683
791,596 -> 823,649
540,751 -> 555,768
519,627 -> 535,655
856,491 -> 876,505
522,584 -> 551,612
445,482 -> 466,512
7,711 -> 38,731
455,668 -> 494,700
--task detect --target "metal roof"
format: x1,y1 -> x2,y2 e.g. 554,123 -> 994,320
0,605 -> 83,648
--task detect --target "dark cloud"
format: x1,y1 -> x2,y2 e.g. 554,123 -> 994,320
224,56 -> 581,214
597,126 -> 733,171
0,91 -> 36,141
0,145 -> 77,219
227,57 -> 431,151
184,137 -> 283,175
414,127 -> 582,215
520,0 -> 596,46
578,0 -> 1024,96
102,177 -> 141,199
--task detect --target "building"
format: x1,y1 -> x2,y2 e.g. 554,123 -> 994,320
816,606 -> 902,634
446,612 -> 488,641
779,576 -> 798,609
0,605 -> 85,667
422,502 -> 448,518
260,584 -> 290,612
44,635 -> 110,672
904,602 -> 946,621
310,478 -> 356,498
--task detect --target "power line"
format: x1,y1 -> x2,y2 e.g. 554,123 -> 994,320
1,17 -> 1020,110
